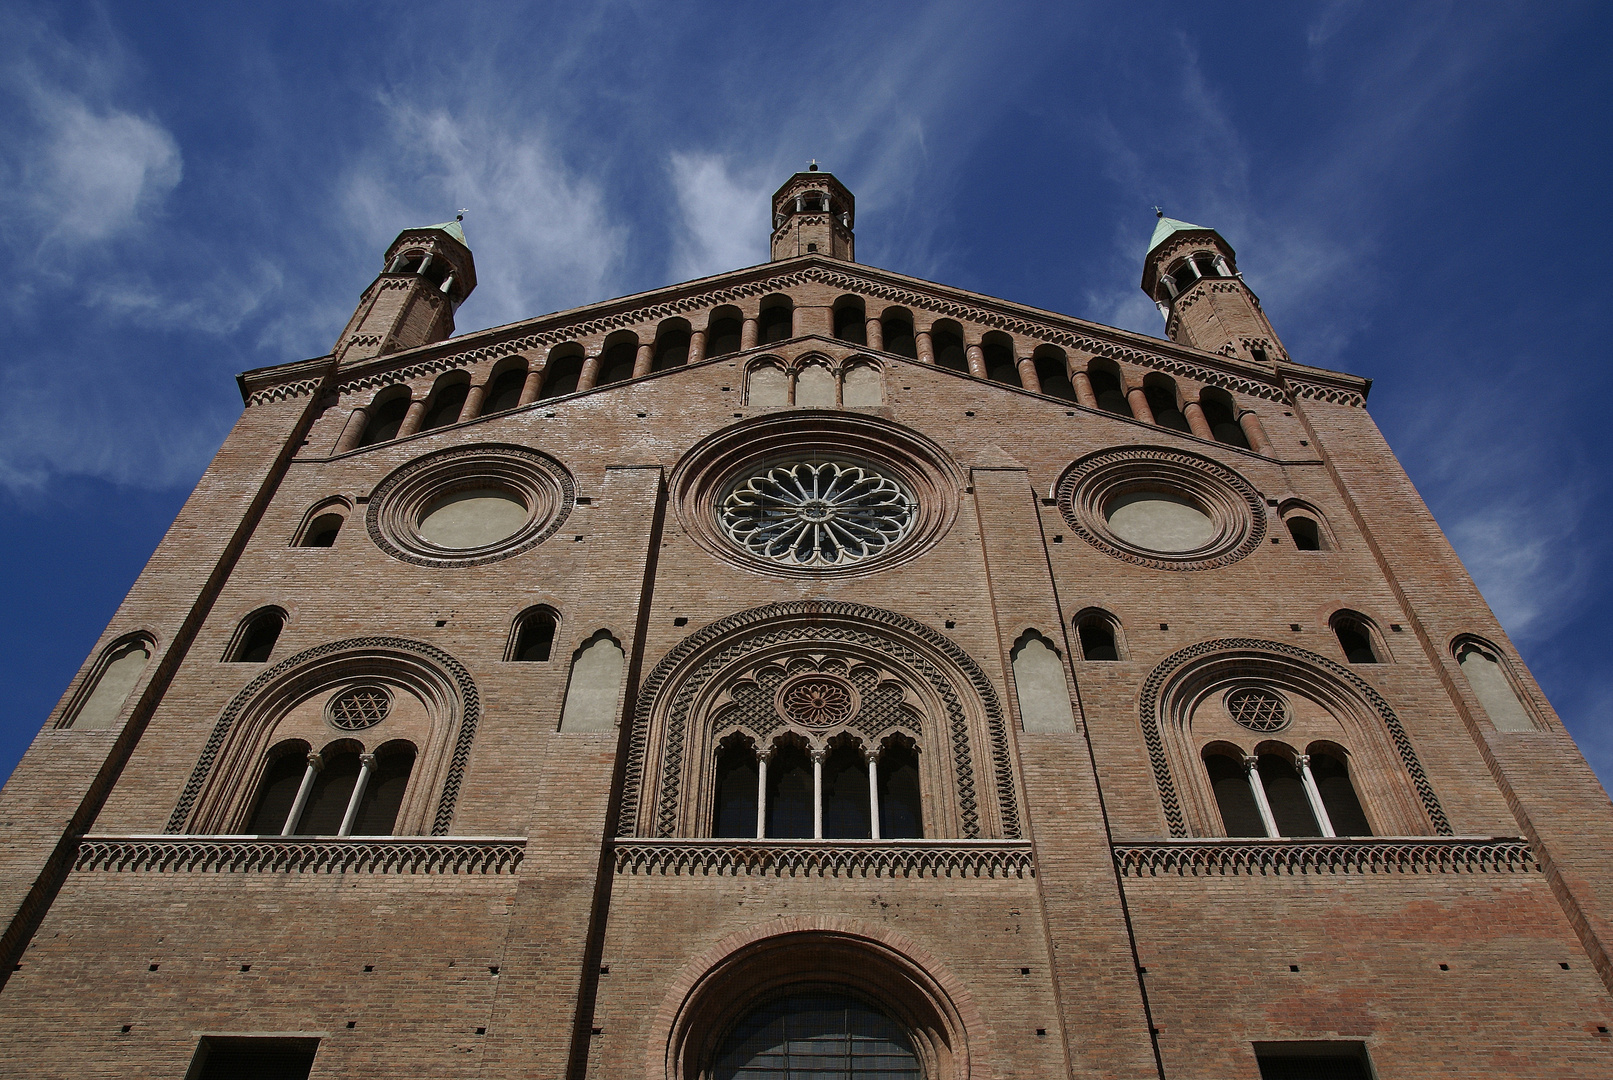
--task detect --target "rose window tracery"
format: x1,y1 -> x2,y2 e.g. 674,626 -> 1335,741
720,461 -> 915,568
327,685 -> 392,731
1225,687 -> 1290,732
777,675 -> 858,728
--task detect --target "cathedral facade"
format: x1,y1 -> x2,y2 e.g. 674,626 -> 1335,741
1,169 -> 1611,1078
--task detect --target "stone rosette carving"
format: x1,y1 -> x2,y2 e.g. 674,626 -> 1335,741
776,672 -> 860,729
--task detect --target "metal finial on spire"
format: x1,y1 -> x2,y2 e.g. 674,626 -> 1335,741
808,159 -> 819,172
1152,205 -> 1165,218
456,208 -> 468,222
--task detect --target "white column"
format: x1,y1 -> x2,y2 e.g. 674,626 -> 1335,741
867,753 -> 881,841
415,253 -> 433,277
1244,755 -> 1279,839
755,751 -> 769,839
1296,755 -> 1335,837
338,753 -> 377,837
811,748 -> 825,840
281,751 -> 323,836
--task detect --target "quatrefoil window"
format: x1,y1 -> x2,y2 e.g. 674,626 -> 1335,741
720,461 -> 915,568
327,685 -> 392,731
1225,687 -> 1290,733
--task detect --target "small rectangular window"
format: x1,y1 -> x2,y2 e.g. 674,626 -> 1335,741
188,1036 -> 319,1080
1254,1041 -> 1373,1080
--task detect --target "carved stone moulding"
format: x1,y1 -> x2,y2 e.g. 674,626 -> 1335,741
614,839 -> 1034,879
672,412 -> 962,579
1055,445 -> 1266,571
1114,836 -> 1536,878
366,443 -> 574,567
76,835 -> 525,875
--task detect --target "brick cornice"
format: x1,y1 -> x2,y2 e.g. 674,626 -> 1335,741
1114,836 -> 1537,877
74,835 -> 526,875
613,839 -> 1034,878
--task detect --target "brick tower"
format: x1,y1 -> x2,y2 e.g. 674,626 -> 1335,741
1,170 -> 1612,1079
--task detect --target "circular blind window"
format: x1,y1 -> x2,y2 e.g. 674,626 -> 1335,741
1105,491 -> 1215,553
720,461 -> 914,568
1225,687 -> 1290,732
417,489 -> 529,549
327,685 -> 392,731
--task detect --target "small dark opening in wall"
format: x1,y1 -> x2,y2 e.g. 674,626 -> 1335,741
807,243 -> 818,253
1439,964 -> 1449,971
121,1025 -> 132,1034
1066,410 -> 1075,416
1391,624 -> 1403,632
674,618 -> 688,627
965,410 -> 975,417
1289,965 -> 1300,972
1053,536 -> 1063,543
435,619 -> 447,627
636,412 -> 646,418
1159,623 -> 1169,631
600,964 -> 610,974
945,620 -> 956,629
489,966 -> 500,975
574,535 -> 585,542
1035,1029 -> 1047,1037
1561,962 -> 1571,970
1299,440 -> 1309,447
476,1027 -> 487,1035
1290,624 -> 1302,632
576,497 -> 592,505
1020,967 -> 1030,975
591,1027 -> 603,1037
1138,966 -> 1148,974
239,964 -> 251,972
149,963 -> 159,971
363,965 -> 374,973
1599,1026 -> 1609,1034
345,1021 -> 356,1030
1041,497 -> 1056,506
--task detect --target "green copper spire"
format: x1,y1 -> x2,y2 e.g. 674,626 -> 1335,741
422,216 -> 469,249
1146,213 -> 1210,257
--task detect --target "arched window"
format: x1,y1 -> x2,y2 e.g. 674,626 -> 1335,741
358,389 -> 410,446
1199,389 -> 1249,448
757,297 -> 793,344
482,363 -> 528,414
832,297 -> 867,345
712,735 -> 760,838
1088,363 -> 1129,415
1286,516 -> 1322,550
538,348 -> 584,400
765,740 -> 813,838
420,376 -> 469,431
1009,630 -> 1075,733
707,308 -> 744,357
877,738 -> 923,839
300,511 -> 344,548
1170,259 -> 1197,295
881,308 -> 917,358
349,743 -> 416,835
247,740 -> 415,836
1073,609 -> 1122,661
1259,753 -> 1322,837
747,361 -> 790,407
297,746 -> 365,834
821,739 -> 871,839
930,321 -> 967,373
598,333 -> 639,386
1204,750 -> 1265,837
245,741 -> 310,834
841,360 -> 882,407
228,609 -> 285,664
1205,745 -> 1371,838
1455,637 -> 1537,732
653,319 -> 692,372
981,332 -> 1018,385
713,991 -> 923,1080
507,607 -> 558,662
558,631 -> 624,732
1332,613 -> 1382,664
1192,253 -> 1222,278
64,633 -> 154,730
1308,747 -> 1371,836
1144,377 -> 1190,432
1033,347 -> 1076,401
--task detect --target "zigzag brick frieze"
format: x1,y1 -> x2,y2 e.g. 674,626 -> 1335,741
75,835 -> 525,875
613,839 -> 1034,879
1114,837 -> 1536,878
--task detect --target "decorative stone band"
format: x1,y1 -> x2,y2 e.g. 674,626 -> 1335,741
74,835 -> 525,875
614,839 -> 1034,880
1113,836 -> 1537,878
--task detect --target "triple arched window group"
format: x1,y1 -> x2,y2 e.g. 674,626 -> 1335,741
247,738 -> 416,837
712,733 -> 923,841
1204,743 -> 1371,838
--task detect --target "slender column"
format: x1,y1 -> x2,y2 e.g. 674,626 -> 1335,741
965,344 -> 987,379
281,752 -> 323,836
915,330 -> 935,364
439,274 -> 455,295
811,748 -> 825,840
867,753 -> 881,840
1160,276 -> 1178,299
415,253 -> 434,277
1296,755 -> 1336,837
740,317 -> 759,351
632,343 -> 654,379
577,353 -> 602,392
333,407 -> 369,455
1244,756 -> 1279,838
1126,386 -> 1155,425
1238,409 -> 1273,454
1071,370 -> 1097,409
518,366 -> 545,406
1214,255 -> 1233,277
687,329 -> 708,365
1155,300 -> 1171,320
388,254 -> 408,273
395,398 -> 427,438
461,382 -> 489,422
1184,400 -> 1214,440
865,317 -> 884,352
338,754 -> 377,837
755,752 -> 768,839
1186,257 -> 1202,280
1016,356 -> 1042,395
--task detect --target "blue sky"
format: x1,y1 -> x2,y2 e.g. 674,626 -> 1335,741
2,2 -> 1610,790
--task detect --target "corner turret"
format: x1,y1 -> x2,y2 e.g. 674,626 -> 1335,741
1141,213 -> 1285,364
770,164 -> 855,262
333,218 -> 477,365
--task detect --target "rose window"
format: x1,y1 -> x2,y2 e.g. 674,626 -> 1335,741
720,461 -> 915,568
776,674 -> 859,729
1225,687 -> 1290,733
327,685 -> 392,731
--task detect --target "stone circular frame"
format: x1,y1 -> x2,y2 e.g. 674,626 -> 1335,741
672,413 -> 962,578
1055,447 -> 1265,570
775,672 -> 862,729
1224,686 -> 1290,733
326,684 -> 393,731
366,444 -> 574,567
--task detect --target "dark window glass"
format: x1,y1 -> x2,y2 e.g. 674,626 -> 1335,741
765,744 -> 813,839
653,330 -> 691,372
1310,752 -> 1371,836
1089,369 -> 1129,415
881,317 -> 917,358
1146,385 -> 1190,432
1287,517 -> 1322,551
420,382 -> 468,430
539,355 -> 583,400
1035,356 -> 1076,401
713,745 -> 760,838
245,751 -> 307,834
708,318 -> 743,357
758,305 -> 793,344
1194,254 -> 1221,278
1171,263 -> 1196,293
294,751 -> 362,835
484,368 -> 527,413
878,744 -> 923,839
1259,754 -> 1321,837
821,745 -> 871,839
1078,620 -> 1119,661
1206,754 -> 1266,837
983,341 -> 1018,385
303,514 -> 343,548
833,304 -> 866,344
932,329 -> 967,373
193,1037 -> 319,1080
359,395 -> 409,446
1336,623 -> 1377,664
1201,398 -> 1250,447
599,341 -> 638,385
512,611 -> 556,661
714,991 -> 922,1080
233,613 -> 283,663
351,749 -> 414,835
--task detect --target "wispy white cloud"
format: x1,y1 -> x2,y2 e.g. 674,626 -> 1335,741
667,152 -> 771,281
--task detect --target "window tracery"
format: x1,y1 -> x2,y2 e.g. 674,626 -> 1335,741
720,461 -> 915,569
